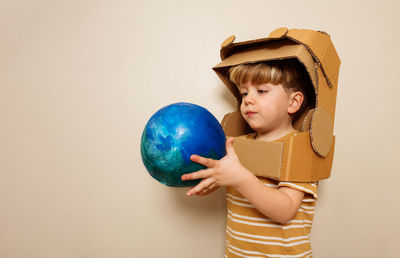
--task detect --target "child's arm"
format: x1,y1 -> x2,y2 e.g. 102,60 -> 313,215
230,175 -> 304,224
181,137 -> 304,224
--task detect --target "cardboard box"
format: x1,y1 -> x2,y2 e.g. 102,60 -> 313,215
213,27 -> 340,182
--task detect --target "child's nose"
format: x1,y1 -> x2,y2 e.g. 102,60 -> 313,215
244,93 -> 255,104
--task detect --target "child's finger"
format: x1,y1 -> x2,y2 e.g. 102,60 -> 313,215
190,154 -> 217,168
196,185 -> 219,196
181,169 -> 212,181
186,178 -> 215,196
225,137 -> 236,155
195,187 -> 211,196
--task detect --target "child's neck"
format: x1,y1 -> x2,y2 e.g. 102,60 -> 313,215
255,124 -> 295,142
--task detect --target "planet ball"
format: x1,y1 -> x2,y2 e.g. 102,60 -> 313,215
140,102 -> 226,187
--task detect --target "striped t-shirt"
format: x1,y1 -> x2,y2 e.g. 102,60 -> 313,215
225,132 -> 318,258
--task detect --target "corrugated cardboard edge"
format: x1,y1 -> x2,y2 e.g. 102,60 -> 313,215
284,28 -> 341,89
213,42 -> 317,102
301,109 -> 316,131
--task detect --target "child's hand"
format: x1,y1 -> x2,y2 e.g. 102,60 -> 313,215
181,137 -> 251,196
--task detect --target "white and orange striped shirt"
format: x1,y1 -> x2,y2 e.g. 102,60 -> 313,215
225,132 -> 318,258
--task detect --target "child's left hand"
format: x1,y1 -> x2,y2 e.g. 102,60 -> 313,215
181,137 -> 252,196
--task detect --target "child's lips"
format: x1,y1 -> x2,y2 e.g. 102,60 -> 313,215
246,111 -> 257,117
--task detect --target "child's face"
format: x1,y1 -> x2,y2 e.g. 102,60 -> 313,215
239,81 -> 294,136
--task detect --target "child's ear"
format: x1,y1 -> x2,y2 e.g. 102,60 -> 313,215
288,91 -> 304,114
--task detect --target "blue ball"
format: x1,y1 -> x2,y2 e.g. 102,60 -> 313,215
140,102 -> 226,187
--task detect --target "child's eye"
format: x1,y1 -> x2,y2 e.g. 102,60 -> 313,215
258,90 -> 267,94
241,92 -> 248,97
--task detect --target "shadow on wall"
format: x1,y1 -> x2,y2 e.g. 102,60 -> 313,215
166,186 -> 226,216
219,81 -> 237,111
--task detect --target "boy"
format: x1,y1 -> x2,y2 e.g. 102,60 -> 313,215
182,59 -> 318,257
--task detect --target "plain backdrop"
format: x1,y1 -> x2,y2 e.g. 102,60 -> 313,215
1,0 -> 399,257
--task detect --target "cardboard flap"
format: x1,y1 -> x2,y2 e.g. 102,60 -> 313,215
301,109 -> 316,131
310,108 -> 334,157
221,35 -> 236,48
233,138 -> 284,180
268,27 -> 288,38
221,111 -> 253,137
281,131 -> 334,181
231,131 -> 334,182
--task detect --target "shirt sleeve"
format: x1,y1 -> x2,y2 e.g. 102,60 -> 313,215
278,182 -> 318,199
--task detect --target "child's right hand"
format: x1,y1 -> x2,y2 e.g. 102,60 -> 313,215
181,137 -> 253,196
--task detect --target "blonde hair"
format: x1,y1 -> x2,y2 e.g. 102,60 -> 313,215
228,59 -> 315,118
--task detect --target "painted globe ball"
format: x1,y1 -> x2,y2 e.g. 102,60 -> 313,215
140,102 -> 226,187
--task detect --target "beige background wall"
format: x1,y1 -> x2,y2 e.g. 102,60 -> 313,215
1,0 -> 399,257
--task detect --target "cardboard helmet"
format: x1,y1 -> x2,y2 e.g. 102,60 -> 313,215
213,27 -> 341,182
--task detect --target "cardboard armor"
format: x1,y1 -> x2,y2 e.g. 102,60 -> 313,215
213,27 -> 341,182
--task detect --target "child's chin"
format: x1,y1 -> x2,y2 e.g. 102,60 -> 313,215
245,120 -> 267,132
249,125 -> 263,132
